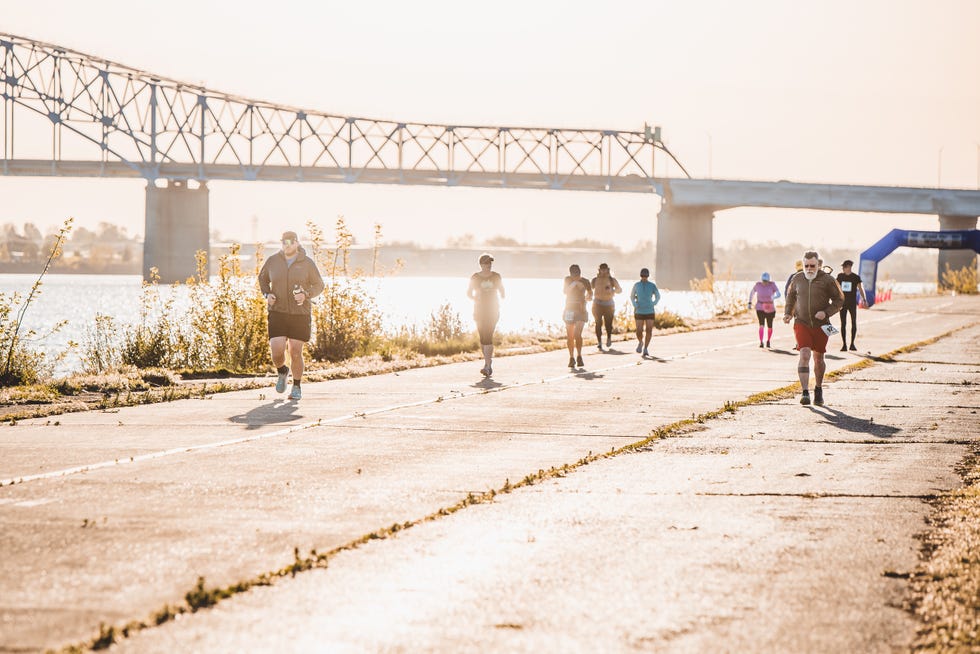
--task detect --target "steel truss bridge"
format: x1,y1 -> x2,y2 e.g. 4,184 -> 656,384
2,33 -> 977,286
0,33 -> 684,192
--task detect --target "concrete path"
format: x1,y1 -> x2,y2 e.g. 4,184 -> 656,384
0,295 -> 978,652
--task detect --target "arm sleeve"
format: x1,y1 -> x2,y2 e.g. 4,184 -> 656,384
258,260 -> 271,295
305,262 -> 326,300
784,280 -> 797,317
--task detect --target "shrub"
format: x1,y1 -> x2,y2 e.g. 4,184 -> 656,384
185,246 -> 270,372
0,218 -> 72,386
121,269 -> 191,370
941,263 -> 978,294
690,264 -> 751,318
307,218 -> 383,362
425,303 -> 466,341
80,314 -> 123,374
614,303 -> 689,333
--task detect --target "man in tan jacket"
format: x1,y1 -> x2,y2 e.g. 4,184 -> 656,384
783,250 -> 844,406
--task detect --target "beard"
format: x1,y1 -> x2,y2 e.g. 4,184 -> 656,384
804,271 -> 817,281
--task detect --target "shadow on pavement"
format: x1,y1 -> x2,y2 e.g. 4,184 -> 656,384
471,378 -> 503,390
574,371 -> 606,380
808,406 -> 901,438
229,400 -> 304,430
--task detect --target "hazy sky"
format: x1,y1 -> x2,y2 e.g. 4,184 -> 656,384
1,0 -> 978,252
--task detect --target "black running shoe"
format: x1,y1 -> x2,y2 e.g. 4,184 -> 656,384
766,341 -> 771,348
576,355 -> 584,367
800,392 -> 811,406
568,357 -> 576,368
814,387 -> 824,406
759,342 -> 764,348
840,345 -> 847,352
849,344 -> 856,351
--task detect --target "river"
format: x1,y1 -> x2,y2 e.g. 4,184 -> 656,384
0,273 -> 935,376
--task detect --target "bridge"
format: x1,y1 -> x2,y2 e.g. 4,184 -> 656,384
2,34 -> 979,284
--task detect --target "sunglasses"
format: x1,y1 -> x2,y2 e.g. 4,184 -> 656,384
803,264 -> 818,269
282,238 -> 296,245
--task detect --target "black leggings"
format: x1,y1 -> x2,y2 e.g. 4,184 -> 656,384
756,310 -> 775,328
593,304 -> 615,339
839,304 -> 857,341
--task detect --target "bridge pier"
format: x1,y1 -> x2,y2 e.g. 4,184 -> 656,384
938,215 -> 978,288
143,180 -> 210,283
655,204 -> 715,289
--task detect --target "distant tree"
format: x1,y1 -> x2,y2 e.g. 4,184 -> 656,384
486,235 -> 521,247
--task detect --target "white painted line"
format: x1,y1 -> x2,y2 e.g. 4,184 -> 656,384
1,307 -> 940,489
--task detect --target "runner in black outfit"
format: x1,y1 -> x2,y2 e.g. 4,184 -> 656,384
835,259 -> 865,351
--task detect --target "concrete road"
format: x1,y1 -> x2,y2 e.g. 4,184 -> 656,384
0,295 -> 977,652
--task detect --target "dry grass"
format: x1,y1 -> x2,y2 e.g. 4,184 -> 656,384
907,448 -> 980,651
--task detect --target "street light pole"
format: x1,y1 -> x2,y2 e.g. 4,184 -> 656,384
937,146 -> 944,188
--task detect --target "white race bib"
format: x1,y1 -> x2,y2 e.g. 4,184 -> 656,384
841,281 -> 852,292
821,324 -> 840,336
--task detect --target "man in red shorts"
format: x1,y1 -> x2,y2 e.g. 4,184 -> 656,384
783,251 -> 844,406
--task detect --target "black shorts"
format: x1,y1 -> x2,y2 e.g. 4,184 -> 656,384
268,311 -> 312,342
634,312 -> 656,321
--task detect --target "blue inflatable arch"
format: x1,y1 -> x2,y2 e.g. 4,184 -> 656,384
859,229 -> 980,307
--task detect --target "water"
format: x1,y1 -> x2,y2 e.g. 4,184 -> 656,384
1,273 -> 937,376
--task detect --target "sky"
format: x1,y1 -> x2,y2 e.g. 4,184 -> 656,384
1,0 -> 978,253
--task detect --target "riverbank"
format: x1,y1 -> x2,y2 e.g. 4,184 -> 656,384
0,313 -> 753,422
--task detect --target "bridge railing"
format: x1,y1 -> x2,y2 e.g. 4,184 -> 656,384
1,34 -> 677,191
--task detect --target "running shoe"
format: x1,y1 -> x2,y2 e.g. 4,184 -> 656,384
275,370 -> 289,393
759,342 -> 764,348
486,366 -> 492,377
597,344 -> 604,351
480,367 -> 489,377
568,357 -> 576,368
766,341 -> 771,348
800,392 -> 811,406
840,345 -> 847,352
813,387 -> 824,406
642,348 -> 649,357
636,343 -> 642,353
849,344 -> 857,351
606,337 -> 611,348
289,385 -> 302,400
576,355 -> 584,367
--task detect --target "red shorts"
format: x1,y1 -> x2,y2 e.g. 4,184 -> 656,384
793,322 -> 829,353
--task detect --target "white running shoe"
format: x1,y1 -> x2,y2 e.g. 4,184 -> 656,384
275,371 -> 289,393
289,385 -> 302,400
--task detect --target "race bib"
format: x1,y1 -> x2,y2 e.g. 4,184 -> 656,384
841,281 -> 853,292
821,324 -> 840,336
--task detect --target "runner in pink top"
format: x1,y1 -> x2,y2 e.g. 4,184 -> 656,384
749,272 -> 781,348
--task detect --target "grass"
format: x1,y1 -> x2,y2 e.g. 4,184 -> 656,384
906,447 -> 980,651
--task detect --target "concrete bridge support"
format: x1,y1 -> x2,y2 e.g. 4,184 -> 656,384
655,204 -> 715,289
143,180 -> 210,283
938,215 -> 978,288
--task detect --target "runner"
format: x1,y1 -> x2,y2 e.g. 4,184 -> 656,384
748,271 -> 781,348
630,268 -> 661,357
836,259 -> 865,351
783,251 -> 844,406
563,264 -> 592,368
467,253 -> 505,376
590,263 -> 622,351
